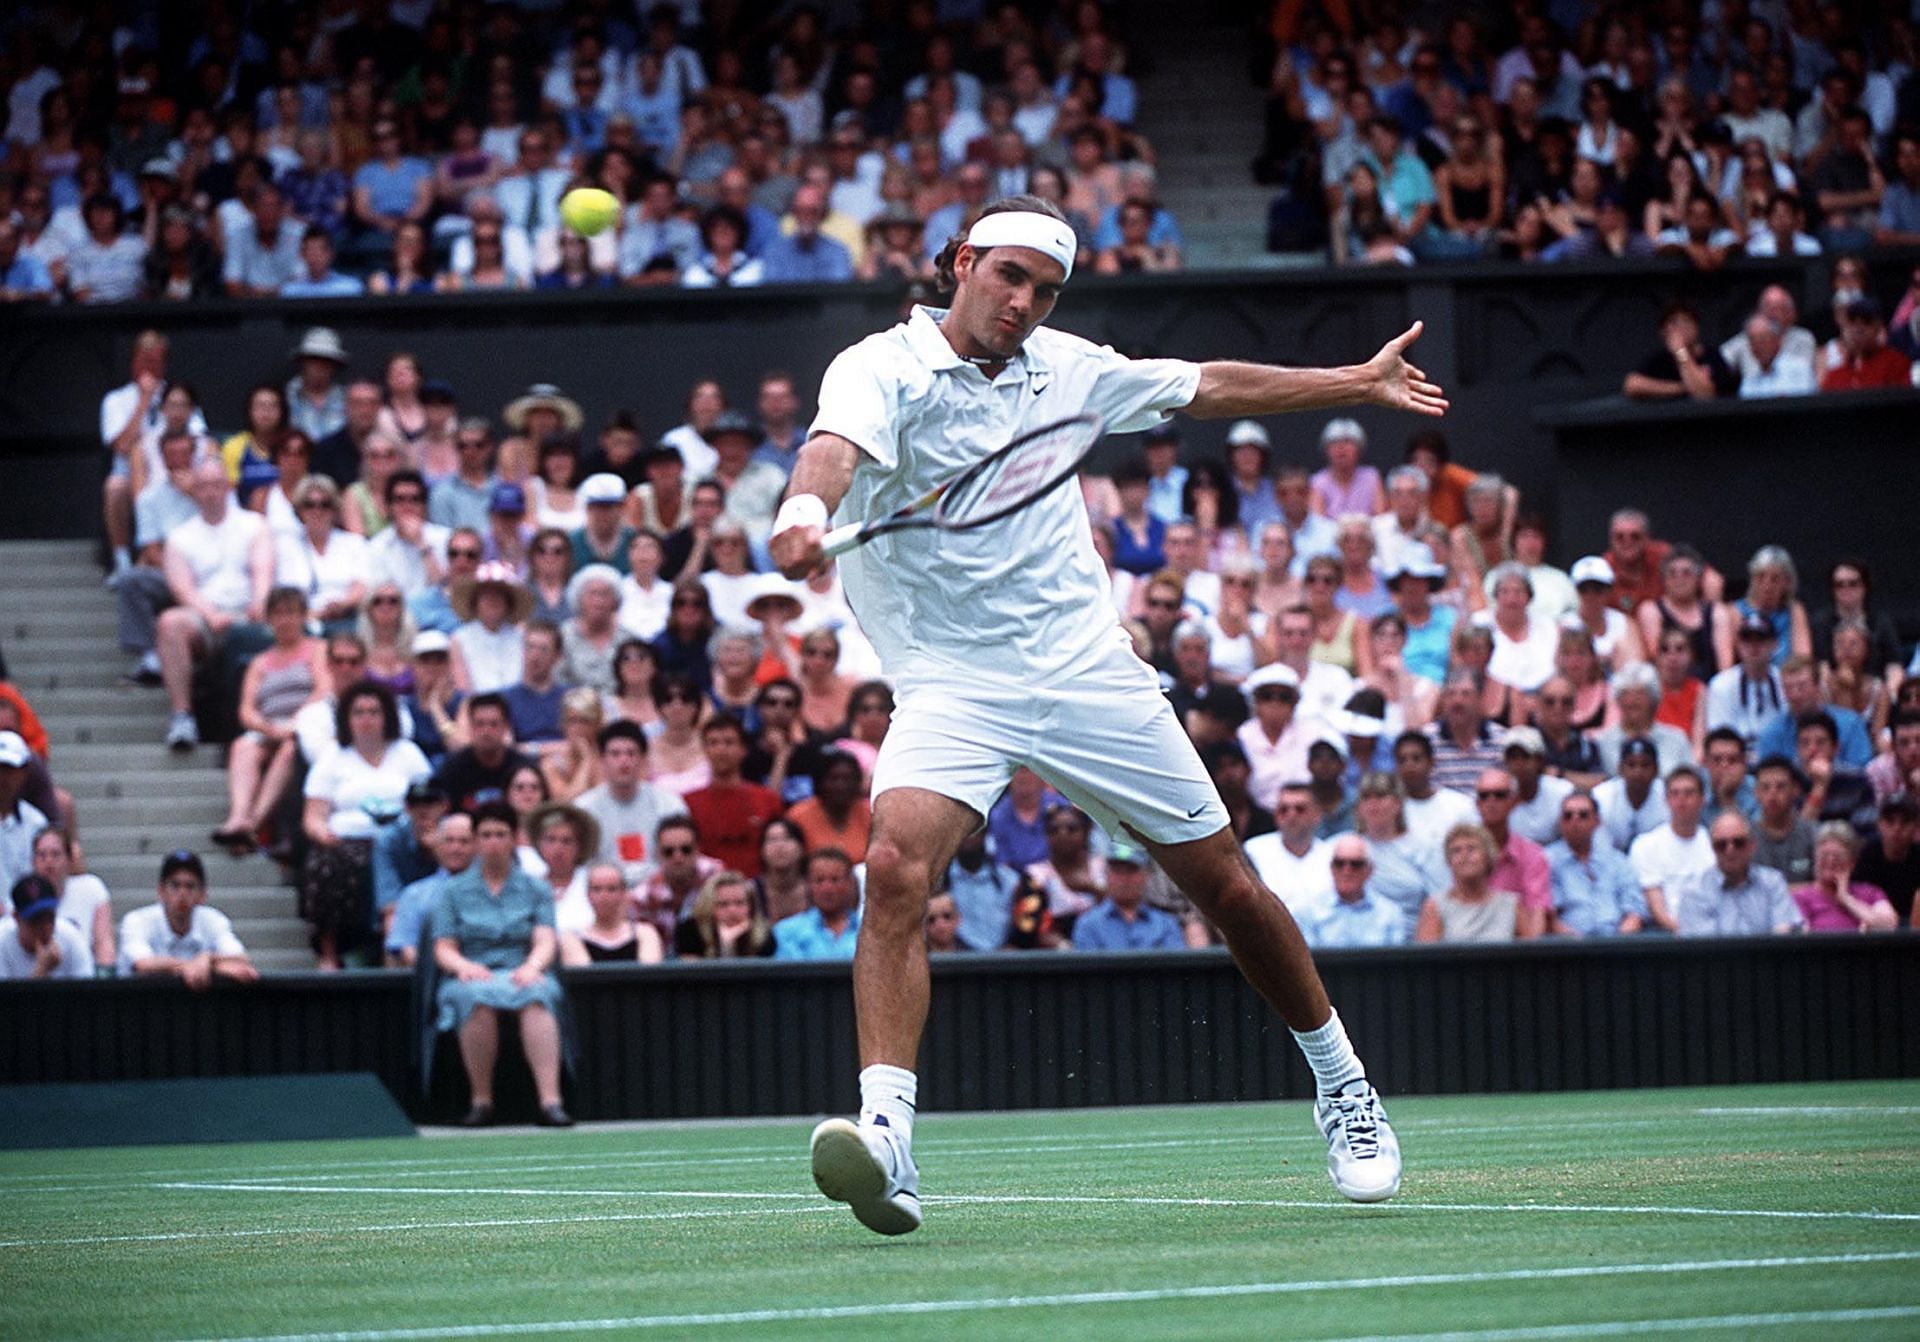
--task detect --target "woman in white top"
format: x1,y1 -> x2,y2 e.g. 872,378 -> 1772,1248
699,517 -> 761,628
1478,561 -> 1559,699
528,802 -> 600,934
275,473 -> 370,631
1567,556 -> 1645,671
1575,77 -> 1620,166
617,530 -> 673,640
450,564 -> 530,693
527,434 -> 587,531
1253,521 -> 1303,620
1206,555 -> 1267,685
300,681 -> 430,969
32,828 -> 114,971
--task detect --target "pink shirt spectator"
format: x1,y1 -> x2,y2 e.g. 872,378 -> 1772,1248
1311,465 -> 1384,518
1791,881 -> 1890,932
1491,831 -> 1553,911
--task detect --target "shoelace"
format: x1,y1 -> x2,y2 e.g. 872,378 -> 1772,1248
1329,1092 -> 1381,1158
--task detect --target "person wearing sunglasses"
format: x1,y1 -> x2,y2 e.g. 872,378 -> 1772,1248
1675,813 -> 1805,936
631,816 -> 720,944
1296,836 -> 1405,949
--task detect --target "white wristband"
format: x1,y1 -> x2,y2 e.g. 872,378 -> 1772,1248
773,493 -> 829,537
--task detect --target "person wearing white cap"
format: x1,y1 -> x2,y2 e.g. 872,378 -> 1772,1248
0,733 -> 51,894
1234,663 -> 1321,813
1567,555 -> 1645,671
773,192 -> 1444,1234
569,473 -> 638,575
1500,726 -> 1575,846
1224,419 -> 1282,538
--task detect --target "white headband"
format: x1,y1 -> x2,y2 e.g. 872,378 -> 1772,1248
966,211 -> 1076,281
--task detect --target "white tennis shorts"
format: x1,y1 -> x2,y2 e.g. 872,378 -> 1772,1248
873,634 -> 1229,846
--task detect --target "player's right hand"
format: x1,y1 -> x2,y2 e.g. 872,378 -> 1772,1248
771,524 -> 823,581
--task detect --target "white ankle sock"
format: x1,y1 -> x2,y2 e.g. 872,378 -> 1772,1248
1292,1009 -> 1366,1098
858,1064 -> 918,1142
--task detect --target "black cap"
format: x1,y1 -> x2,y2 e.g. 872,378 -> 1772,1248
11,874 -> 60,920
1736,612 -> 1776,640
1878,792 -> 1918,821
419,378 -> 457,405
701,410 -> 760,443
159,849 -> 206,885
405,781 -> 449,807
1842,296 -> 1884,324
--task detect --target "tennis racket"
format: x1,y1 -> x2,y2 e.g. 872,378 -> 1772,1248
820,412 -> 1107,558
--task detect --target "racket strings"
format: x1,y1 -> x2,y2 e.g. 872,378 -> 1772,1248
941,423 -> 1095,526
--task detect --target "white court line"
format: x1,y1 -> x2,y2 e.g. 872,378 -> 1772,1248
1313,1306 -> 1920,1341
0,1204 -> 834,1250
164,1251 -> 1920,1342
1698,1106 -> 1920,1117
151,1180 -> 1920,1225
5,1105 -> 1912,1190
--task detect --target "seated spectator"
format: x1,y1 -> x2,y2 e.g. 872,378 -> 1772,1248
1243,781 -> 1333,914
772,847 -> 862,960
1594,736 -> 1670,852
1094,198 -> 1181,273
1813,556 -> 1904,702
432,692 -> 535,812
404,631 -> 465,765
1346,771 -> 1439,932
633,816 -> 721,942
682,205 -> 764,288
1622,302 -> 1738,401
572,720 -> 687,885
157,459 -> 273,751
938,826 -> 1025,952
366,222 -> 438,297
117,850 -> 259,986
1473,765 -> 1552,937
522,524 -> 573,620
924,891 -> 965,953
1548,190 -> 1653,261
386,810 -> 474,967
431,801 -> 571,1127
276,473 -> 370,631
372,782 -> 449,936
1592,662 -> 1693,775
368,471 -> 451,599
761,184 -> 853,283
1806,107 -> 1882,250
282,226 -> 365,297
0,874 -> 93,979
682,714 -> 783,876
1024,803 -> 1109,935
213,586 -> 326,854
538,230 -> 615,291
1109,461 -> 1166,577
0,216 -> 57,300
1652,192 -> 1743,271
1793,712 -> 1876,830
1857,794 -> 1920,926
301,681 -> 431,969
1734,320 -> 1816,399
499,621 -> 568,747
430,425 -> 499,534
450,564 -> 531,694
1792,822 -> 1897,933
753,817 -> 812,925
1703,727 -> 1760,826
1298,834 -> 1408,948
1416,823 -> 1521,942
1678,813 -> 1806,936
1422,112 -> 1504,258
1635,546 -> 1731,687
1619,758 -> 1709,923
352,119 -> 433,244
1546,790 -> 1647,936
1744,192 -> 1821,259
1501,726 -> 1573,845
1818,298 -> 1911,392
784,750 -> 870,862
1868,712 -> 1920,810
32,829 -> 113,969
1751,755 -> 1817,885
1736,546 -> 1813,667
0,731 -> 51,892
1878,132 -> 1920,245
540,688 -> 605,804
1755,658 -> 1874,769
1071,839 -> 1185,950
1707,615 -> 1786,749
675,868 -> 774,959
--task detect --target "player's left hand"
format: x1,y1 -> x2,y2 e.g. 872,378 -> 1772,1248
1367,322 -> 1449,417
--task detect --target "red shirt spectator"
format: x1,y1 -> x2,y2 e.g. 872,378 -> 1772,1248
1819,346 -> 1912,392
682,716 -> 781,876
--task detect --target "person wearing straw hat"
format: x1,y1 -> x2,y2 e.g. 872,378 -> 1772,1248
450,561 -> 533,693
500,382 -> 585,482
285,326 -> 351,441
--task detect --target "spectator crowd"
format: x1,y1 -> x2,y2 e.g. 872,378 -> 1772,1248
0,0 -> 1184,303
1254,3 -> 1920,284
3,302 -> 1916,997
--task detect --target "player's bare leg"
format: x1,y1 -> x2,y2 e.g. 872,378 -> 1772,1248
1145,826 -> 1402,1202
811,785 -> 978,1235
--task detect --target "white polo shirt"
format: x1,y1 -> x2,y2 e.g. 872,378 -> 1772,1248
810,305 -> 1200,687
166,508 -> 265,617
0,916 -> 94,979
1243,832 -> 1334,913
1629,823 -> 1714,900
116,903 -> 246,976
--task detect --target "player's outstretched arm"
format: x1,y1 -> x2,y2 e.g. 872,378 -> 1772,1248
771,432 -> 863,579
1186,321 -> 1449,420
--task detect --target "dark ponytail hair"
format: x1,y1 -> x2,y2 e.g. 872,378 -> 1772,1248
931,194 -> 1071,295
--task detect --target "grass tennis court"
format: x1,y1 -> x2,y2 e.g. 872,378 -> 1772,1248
2,1079 -> 1916,1341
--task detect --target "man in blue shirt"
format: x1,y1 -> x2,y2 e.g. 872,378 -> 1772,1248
372,782 -> 448,924
281,227 -> 366,298
351,121 -> 432,240
774,848 -> 862,960
0,219 -> 55,299
1297,836 -> 1407,949
761,184 -> 854,283
1753,658 -> 1874,769
1071,841 -> 1185,951
943,828 -> 1024,951
1141,423 -> 1188,525
499,623 -> 569,746
1545,791 -> 1647,936
384,810 -> 474,966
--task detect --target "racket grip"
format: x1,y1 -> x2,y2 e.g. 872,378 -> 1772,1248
819,521 -> 864,558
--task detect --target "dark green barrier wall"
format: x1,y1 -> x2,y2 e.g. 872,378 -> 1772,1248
2,939 -> 1913,1123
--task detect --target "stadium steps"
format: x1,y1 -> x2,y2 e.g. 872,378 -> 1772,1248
0,540 -> 313,971
1131,15 -> 1279,270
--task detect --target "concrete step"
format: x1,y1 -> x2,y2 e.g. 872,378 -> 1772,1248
3,609 -> 126,639
62,791 -> 238,825
5,661 -> 149,691
38,742 -> 225,771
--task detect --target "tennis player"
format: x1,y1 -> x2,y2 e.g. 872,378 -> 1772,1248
770,196 -> 1447,1236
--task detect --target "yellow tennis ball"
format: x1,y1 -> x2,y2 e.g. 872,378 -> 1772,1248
560,187 -> 620,237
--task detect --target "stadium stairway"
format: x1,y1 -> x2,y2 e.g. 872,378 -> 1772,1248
0,540 -> 311,971
1131,12 -> 1307,271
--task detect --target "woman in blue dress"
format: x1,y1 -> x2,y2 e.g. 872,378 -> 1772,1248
432,800 -> 571,1126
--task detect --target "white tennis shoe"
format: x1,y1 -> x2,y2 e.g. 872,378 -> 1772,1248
1314,1079 -> 1401,1203
810,1115 -> 922,1235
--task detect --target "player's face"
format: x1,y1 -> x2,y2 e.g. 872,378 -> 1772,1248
952,244 -> 1065,360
